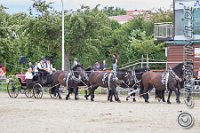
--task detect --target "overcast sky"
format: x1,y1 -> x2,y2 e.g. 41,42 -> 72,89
1,0 -> 173,14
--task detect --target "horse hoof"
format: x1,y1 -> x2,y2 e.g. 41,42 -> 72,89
126,97 -> 128,101
167,101 -> 171,104
75,97 -> 79,100
133,99 -> 136,102
84,95 -> 88,100
163,100 -> 166,102
117,100 -> 121,103
59,97 -> 62,99
65,97 -> 69,100
176,101 -> 181,104
145,101 -> 149,103
158,98 -> 161,102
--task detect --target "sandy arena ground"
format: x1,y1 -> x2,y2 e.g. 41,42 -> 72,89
0,92 -> 199,133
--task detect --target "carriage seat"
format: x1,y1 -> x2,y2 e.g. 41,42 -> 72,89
16,74 -> 26,86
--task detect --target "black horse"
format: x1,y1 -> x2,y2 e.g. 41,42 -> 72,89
107,67 -> 150,102
51,65 -> 88,100
85,70 -> 120,102
140,63 -> 184,103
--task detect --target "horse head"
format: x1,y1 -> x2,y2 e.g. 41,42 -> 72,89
117,69 -> 133,86
134,67 -> 150,80
72,65 -> 88,81
172,63 -> 185,80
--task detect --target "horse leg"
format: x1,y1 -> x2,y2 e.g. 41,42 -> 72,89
140,81 -> 149,103
132,86 -> 137,102
90,86 -> 98,102
115,92 -> 120,102
65,87 -> 71,100
167,90 -> 172,104
109,89 -> 113,102
84,90 -> 88,100
113,88 -> 120,102
132,92 -> 136,102
56,85 -> 62,99
144,93 -> 149,103
162,90 -> 166,102
90,88 -> 95,102
74,87 -> 79,100
85,86 -> 92,100
175,88 -> 181,104
107,90 -> 112,101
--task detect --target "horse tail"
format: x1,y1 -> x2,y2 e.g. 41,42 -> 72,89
139,79 -> 144,97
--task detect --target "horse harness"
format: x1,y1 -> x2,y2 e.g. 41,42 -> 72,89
161,69 -> 182,90
64,70 -> 81,89
132,70 -> 141,85
100,71 -> 118,89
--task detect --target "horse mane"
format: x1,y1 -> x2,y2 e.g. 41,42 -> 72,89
172,63 -> 184,72
85,67 -> 94,71
117,69 -> 131,72
134,67 -> 150,73
71,64 -> 83,70
117,69 -> 131,74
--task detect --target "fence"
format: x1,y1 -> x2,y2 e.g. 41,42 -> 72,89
120,58 -> 181,71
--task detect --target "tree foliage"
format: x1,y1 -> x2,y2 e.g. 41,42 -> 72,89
0,1 -> 172,73
102,6 -> 126,16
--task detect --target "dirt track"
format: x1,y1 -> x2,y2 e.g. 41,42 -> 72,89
0,92 -> 199,133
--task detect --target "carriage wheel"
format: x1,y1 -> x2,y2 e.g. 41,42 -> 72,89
49,88 -> 59,99
7,80 -> 19,98
33,83 -> 43,99
25,89 -> 34,98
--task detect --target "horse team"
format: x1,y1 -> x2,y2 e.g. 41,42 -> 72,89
47,63 -> 185,104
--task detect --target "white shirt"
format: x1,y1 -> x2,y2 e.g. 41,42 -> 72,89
37,62 -> 43,69
25,72 -> 33,80
37,61 -> 47,70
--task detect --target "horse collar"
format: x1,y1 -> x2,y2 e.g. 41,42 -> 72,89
170,69 -> 182,82
132,70 -> 139,84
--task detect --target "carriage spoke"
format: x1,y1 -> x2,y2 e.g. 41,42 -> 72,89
33,83 -> 43,99
7,81 -> 19,98
25,89 -> 34,98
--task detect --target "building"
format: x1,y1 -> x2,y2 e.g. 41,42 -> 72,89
108,10 -> 152,24
166,41 -> 200,77
108,15 -> 134,24
154,0 -> 200,78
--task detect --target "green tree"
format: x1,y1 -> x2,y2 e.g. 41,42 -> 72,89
102,6 -> 126,16
129,30 -> 164,68
64,6 -> 112,69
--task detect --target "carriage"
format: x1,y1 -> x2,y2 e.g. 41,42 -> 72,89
6,73 -> 60,99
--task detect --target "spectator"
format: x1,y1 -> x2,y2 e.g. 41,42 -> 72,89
0,64 -> 6,78
47,59 -> 56,74
72,58 -> 78,68
33,62 -> 38,74
100,60 -> 107,71
112,54 -> 118,71
28,62 -> 34,75
94,61 -> 100,71
25,67 -> 34,89
37,56 -> 48,73
37,56 -> 49,83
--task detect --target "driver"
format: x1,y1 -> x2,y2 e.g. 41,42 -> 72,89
37,56 -> 49,83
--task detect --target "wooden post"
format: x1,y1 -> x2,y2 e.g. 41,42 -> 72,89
141,55 -> 144,68
146,54 -> 149,68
